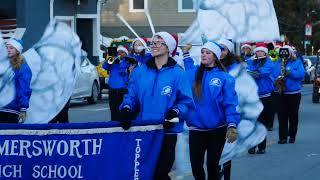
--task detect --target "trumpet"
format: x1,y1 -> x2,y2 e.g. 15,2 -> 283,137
107,55 -> 121,64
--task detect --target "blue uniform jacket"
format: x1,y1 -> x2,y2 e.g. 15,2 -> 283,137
273,58 -> 305,94
129,53 -> 152,66
246,57 -> 274,97
102,58 -> 130,89
120,57 -> 194,133
2,62 -> 32,114
183,57 -> 240,130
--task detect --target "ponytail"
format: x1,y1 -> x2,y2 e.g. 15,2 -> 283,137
10,54 -> 24,70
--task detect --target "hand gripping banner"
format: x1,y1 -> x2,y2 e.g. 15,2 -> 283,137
0,122 -> 164,180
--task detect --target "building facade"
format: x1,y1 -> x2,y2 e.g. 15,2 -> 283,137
0,0 -> 101,64
100,0 -> 196,38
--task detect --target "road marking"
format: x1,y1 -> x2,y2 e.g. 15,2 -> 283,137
70,107 -> 110,111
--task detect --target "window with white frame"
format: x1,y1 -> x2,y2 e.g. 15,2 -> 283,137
178,0 -> 195,12
129,0 -> 147,12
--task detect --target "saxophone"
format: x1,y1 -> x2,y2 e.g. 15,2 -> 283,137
275,58 -> 287,94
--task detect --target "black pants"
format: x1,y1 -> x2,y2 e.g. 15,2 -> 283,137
222,160 -> 231,180
0,111 -> 19,123
108,89 -> 128,121
278,93 -> 301,140
255,96 -> 273,150
49,100 -> 70,123
270,92 -> 280,129
154,134 -> 177,180
189,126 -> 227,180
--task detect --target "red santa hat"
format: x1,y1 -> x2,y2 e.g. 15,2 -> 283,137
171,34 -> 179,57
254,42 -> 268,54
275,42 -> 283,49
241,42 -> 253,51
152,32 -> 178,57
117,45 -> 129,55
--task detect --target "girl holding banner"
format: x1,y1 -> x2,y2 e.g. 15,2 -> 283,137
0,38 -> 32,123
119,31 -> 194,180
183,41 -> 240,180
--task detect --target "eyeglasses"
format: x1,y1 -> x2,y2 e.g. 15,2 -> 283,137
150,41 -> 167,48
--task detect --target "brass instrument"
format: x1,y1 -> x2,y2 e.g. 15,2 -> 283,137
107,55 -> 121,64
275,58 -> 287,94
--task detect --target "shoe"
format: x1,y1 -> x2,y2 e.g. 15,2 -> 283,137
289,138 -> 295,143
278,139 -> 287,144
256,149 -> 266,154
248,147 -> 256,154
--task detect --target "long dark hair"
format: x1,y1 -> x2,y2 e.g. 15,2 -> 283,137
221,51 -> 242,67
193,54 -> 226,98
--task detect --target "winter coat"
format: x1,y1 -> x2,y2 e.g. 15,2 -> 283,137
1,61 -> 32,115
183,57 -> 240,130
129,52 -> 152,66
102,58 -> 130,89
120,57 -> 194,133
273,58 -> 305,94
246,57 -> 274,98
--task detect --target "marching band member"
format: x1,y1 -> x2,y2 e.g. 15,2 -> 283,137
183,41 -> 240,180
0,38 -> 32,123
119,31 -> 194,180
241,42 -> 253,61
246,42 -> 274,154
218,39 -> 263,180
102,45 -> 135,121
274,45 -> 305,144
130,37 -> 152,66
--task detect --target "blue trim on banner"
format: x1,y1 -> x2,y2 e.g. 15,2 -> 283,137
0,121 -> 164,180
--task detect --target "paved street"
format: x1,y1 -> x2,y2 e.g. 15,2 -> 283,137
69,85 -> 320,179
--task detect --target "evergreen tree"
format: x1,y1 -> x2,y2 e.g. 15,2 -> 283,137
273,0 -> 320,54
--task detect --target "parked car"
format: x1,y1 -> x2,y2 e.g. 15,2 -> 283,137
303,55 -> 318,65
312,61 -> 320,103
71,52 -> 100,104
96,59 -> 109,99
